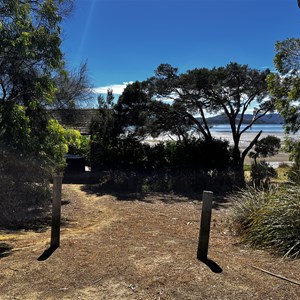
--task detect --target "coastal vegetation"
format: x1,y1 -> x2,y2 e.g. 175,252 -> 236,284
0,0 -> 88,227
0,2 -> 300,299
248,135 -> 281,187
268,37 -> 300,183
230,185 -> 300,258
90,63 -> 275,189
115,63 -> 273,186
229,25 -> 300,258
0,0 -> 299,263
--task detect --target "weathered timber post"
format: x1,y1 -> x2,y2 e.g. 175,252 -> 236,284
51,174 -> 63,248
197,190 -> 213,261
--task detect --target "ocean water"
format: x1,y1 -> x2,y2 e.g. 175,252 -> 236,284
210,124 -> 284,133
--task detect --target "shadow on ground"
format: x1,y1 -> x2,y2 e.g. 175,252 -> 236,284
37,245 -> 59,261
66,170 -> 231,209
0,216 -> 52,232
199,257 -> 223,273
80,184 -> 230,209
81,184 -> 152,203
63,171 -> 99,184
0,243 -> 13,258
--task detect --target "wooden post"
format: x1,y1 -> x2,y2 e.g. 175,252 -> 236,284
51,174 -> 63,248
197,190 -> 213,261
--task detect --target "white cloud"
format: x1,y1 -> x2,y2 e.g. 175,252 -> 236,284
92,81 -> 134,95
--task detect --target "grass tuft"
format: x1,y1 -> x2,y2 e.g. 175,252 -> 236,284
229,185 -> 300,258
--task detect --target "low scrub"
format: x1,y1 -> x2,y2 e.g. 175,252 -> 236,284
96,169 -> 237,195
0,149 -> 51,229
250,160 -> 277,188
91,137 -> 231,173
229,185 -> 300,258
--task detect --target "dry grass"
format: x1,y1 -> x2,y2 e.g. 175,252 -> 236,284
229,185 -> 300,258
0,184 -> 299,299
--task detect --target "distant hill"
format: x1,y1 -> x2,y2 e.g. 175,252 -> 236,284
205,113 -> 284,125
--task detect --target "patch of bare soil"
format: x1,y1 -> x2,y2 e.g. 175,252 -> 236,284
0,184 -> 299,299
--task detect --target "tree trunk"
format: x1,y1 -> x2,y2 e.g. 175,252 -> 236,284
231,144 -> 246,188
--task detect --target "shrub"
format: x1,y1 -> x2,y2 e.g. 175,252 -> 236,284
229,185 -> 300,258
249,135 -> 281,160
0,148 -> 51,228
250,160 -> 277,188
287,165 -> 300,184
91,137 -> 231,173
91,136 -> 235,193
278,162 -> 291,168
283,138 -> 300,183
95,169 -> 236,195
164,138 -> 230,172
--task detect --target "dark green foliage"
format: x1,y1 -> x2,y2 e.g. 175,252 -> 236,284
115,81 -> 150,133
0,0 -> 70,105
248,135 -> 280,187
91,137 -> 231,173
250,160 -> 277,188
284,138 -> 300,183
116,63 -> 273,187
0,145 -> 51,228
92,137 -> 150,171
96,169 -> 236,195
0,1 -> 87,228
249,136 -> 281,160
91,136 -> 234,194
230,185 -> 300,258
164,138 -> 231,172
287,164 -> 300,183
268,37 -> 300,182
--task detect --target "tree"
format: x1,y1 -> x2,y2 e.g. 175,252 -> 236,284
248,135 -> 280,187
91,89 -> 121,141
90,89 -> 124,170
268,38 -> 300,132
116,81 -> 195,142
0,0 -> 72,106
0,1 -> 90,110
115,81 -> 151,137
0,0 -> 92,168
52,62 -> 93,109
138,63 -> 273,184
248,135 -> 281,165
42,119 -> 82,172
267,37 -> 300,181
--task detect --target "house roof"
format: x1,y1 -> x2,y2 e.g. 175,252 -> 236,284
49,109 -> 98,135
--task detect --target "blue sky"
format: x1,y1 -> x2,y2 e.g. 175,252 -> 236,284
61,0 -> 300,95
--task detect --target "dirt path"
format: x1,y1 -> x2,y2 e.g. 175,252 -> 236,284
0,184 -> 299,299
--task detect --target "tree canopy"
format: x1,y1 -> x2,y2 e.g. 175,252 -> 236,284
0,0 -> 91,172
267,34 -> 300,181
0,0 -> 70,105
117,63 -> 273,184
268,38 -> 300,133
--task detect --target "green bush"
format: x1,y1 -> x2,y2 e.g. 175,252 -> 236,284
229,185 -> 300,258
0,148 -> 51,228
164,138 -> 230,172
95,169 -> 236,195
250,160 -> 277,188
283,138 -> 300,183
287,165 -> 300,183
91,137 -> 231,173
91,136 -> 235,193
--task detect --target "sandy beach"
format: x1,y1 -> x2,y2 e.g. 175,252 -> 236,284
145,130 -> 300,167
212,130 -> 300,166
